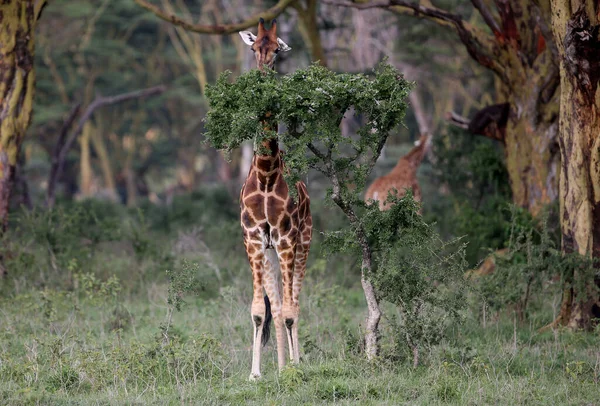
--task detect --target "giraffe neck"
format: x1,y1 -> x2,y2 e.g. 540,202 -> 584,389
390,141 -> 426,175
251,136 -> 283,190
251,111 -> 282,182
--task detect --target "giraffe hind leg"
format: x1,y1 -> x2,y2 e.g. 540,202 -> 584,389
277,239 -> 300,364
289,240 -> 310,364
263,248 -> 287,371
248,250 -> 266,381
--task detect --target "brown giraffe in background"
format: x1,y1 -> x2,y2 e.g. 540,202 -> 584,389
238,19 -> 312,380
365,133 -> 430,210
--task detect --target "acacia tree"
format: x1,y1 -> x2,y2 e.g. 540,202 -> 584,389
0,0 -> 46,231
204,63 -> 411,358
548,0 -> 600,329
327,0 -> 561,217
204,62 -> 467,360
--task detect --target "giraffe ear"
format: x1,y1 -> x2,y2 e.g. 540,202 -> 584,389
239,31 -> 257,47
277,37 -> 291,52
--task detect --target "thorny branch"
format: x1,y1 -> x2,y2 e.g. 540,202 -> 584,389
133,0 -> 296,34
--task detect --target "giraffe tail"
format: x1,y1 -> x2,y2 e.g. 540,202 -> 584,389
262,248 -> 278,347
262,294 -> 272,347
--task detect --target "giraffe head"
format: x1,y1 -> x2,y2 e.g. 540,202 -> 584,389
239,18 -> 291,70
405,133 -> 431,167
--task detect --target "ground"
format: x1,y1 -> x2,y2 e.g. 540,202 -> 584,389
0,194 -> 598,405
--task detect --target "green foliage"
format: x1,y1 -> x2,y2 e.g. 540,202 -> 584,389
0,200 -> 172,294
166,260 -> 202,312
371,193 -> 468,359
427,127 -> 512,266
0,198 -> 599,403
205,61 -> 412,193
478,206 -> 598,320
138,186 -> 238,233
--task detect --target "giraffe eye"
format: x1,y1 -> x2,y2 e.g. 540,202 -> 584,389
274,48 -> 280,54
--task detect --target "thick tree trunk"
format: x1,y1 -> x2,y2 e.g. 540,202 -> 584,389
0,1 -> 41,231
549,1 -> 600,330
503,79 -> 560,216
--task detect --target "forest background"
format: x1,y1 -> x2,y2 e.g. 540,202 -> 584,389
0,0 -> 599,404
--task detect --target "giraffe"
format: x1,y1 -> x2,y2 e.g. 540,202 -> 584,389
238,19 -> 312,381
365,133 -> 430,210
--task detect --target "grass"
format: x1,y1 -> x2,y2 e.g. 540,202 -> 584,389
0,196 -> 599,405
2,274 -> 599,404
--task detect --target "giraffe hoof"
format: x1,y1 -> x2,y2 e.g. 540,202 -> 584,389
249,373 -> 261,382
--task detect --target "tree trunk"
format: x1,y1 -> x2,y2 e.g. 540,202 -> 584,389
0,0 -> 41,231
239,142 -> 253,186
360,253 -> 381,360
502,76 -> 560,216
79,123 -> 94,198
294,0 -> 328,66
549,1 -> 600,330
90,126 -> 118,201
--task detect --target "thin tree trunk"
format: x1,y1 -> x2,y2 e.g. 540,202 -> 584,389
124,154 -> 137,207
293,0 -> 328,66
360,252 -> 381,360
326,155 -> 382,359
79,123 -> 94,197
90,125 -> 118,201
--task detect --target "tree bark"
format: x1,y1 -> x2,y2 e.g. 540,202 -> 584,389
502,71 -> 560,216
548,1 -> 600,330
0,0 -> 44,232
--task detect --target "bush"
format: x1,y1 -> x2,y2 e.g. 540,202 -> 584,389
426,127 -> 512,266
478,205 -> 597,322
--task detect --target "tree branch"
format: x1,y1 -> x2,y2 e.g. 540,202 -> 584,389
470,0 -> 501,35
46,85 -> 166,208
133,0 -> 297,34
34,0 -> 48,21
322,0 -> 509,83
445,102 -> 509,143
445,111 -> 470,129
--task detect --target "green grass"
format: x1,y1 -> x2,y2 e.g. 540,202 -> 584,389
1,273 -> 599,404
0,197 -> 599,405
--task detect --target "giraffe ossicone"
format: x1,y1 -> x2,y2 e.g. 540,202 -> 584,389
238,19 -> 312,381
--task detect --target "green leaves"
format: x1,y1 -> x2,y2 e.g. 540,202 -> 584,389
204,62 -> 411,188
